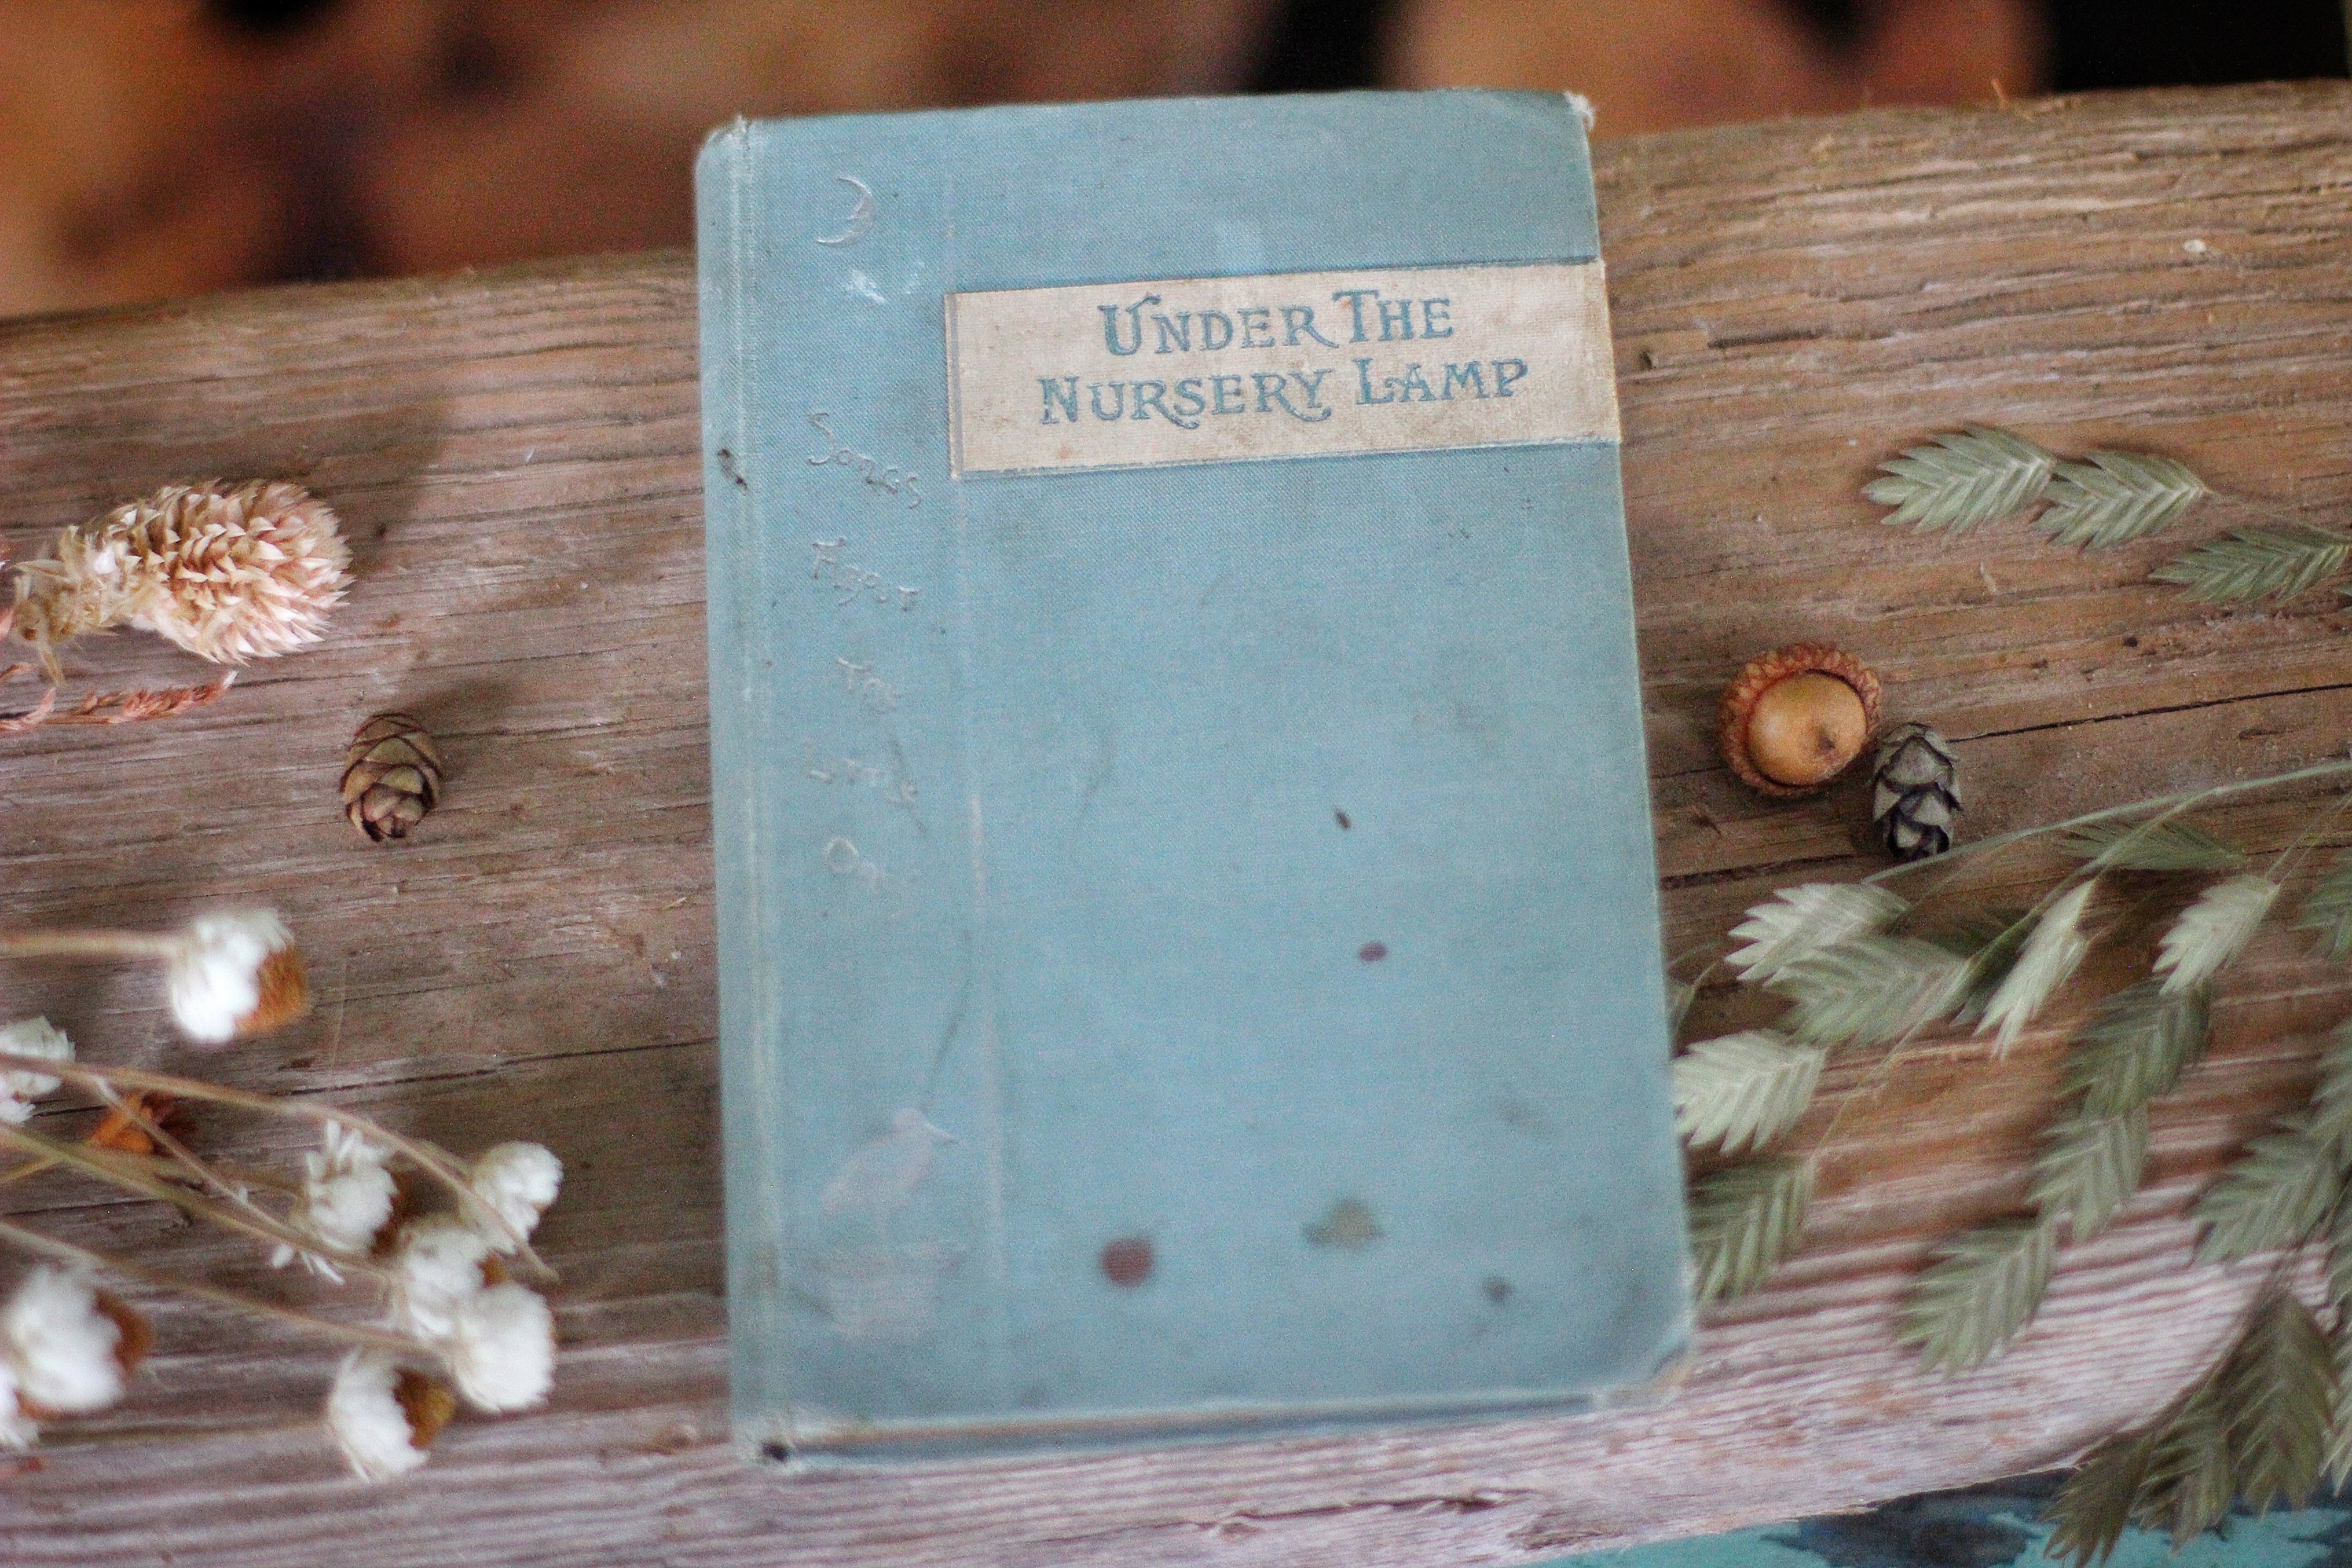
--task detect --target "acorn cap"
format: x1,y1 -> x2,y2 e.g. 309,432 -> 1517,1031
1718,642 -> 1883,797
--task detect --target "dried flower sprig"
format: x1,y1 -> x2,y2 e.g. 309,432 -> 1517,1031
0,1028 -> 564,1480
0,1265 -> 152,1449
0,1049 -> 553,1279
10,480 -> 351,680
41,674 -> 236,727
0,909 -> 307,1044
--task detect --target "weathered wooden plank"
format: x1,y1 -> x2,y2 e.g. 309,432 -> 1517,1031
0,78 -> 2350,1567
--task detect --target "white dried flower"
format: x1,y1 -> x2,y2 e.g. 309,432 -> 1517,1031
390,1217 -> 493,1340
11,480 -> 351,675
2157,873 -> 2280,995
273,1124 -> 396,1279
325,1352 -> 453,1483
0,1365 -> 36,1450
468,1142 -> 561,1252
442,1283 -> 554,1413
1,1268 -> 134,1416
167,910 -> 308,1044
0,1017 -> 71,1124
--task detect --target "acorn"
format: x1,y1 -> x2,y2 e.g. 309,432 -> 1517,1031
1718,643 -> 1882,797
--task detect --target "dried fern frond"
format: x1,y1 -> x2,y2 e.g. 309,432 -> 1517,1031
1687,1157 -> 1813,1304
2151,523 -> 2352,603
2194,1117 -> 2342,1264
1866,426 -> 2057,535
2033,451 -> 2208,550
1672,1032 -> 1825,1155
2057,819 -> 2245,873
2047,1429 -> 2156,1568
1977,882 -> 2097,1053
2030,1107 -> 2148,1244
1725,883 -> 1909,985
2298,851 -> 2352,960
2223,1292 -> 2335,1516
2063,980 -> 2210,1119
1765,934 -> 1967,1049
1897,1216 -> 2057,1372
2157,873 -> 2279,996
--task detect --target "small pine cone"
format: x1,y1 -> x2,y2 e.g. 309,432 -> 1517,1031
1871,722 -> 1961,860
342,713 -> 444,842
12,480 -> 350,673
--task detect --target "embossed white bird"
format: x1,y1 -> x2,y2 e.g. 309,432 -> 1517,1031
820,1107 -> 954,1235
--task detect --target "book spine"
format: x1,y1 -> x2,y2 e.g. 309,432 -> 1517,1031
695,122 -> 795,1450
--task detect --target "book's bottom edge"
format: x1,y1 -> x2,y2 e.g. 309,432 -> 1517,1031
738,1335 -> 1693,1470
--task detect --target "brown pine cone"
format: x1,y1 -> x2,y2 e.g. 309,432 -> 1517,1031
1871,722 -> 1960,860
341,712 -> 443,842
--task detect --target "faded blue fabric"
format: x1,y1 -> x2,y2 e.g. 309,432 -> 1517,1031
699,91 -> 1686,1462
1551,1477 -> 2352,1568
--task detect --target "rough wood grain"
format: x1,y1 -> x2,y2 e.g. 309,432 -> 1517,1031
0,79 -> 2350,1567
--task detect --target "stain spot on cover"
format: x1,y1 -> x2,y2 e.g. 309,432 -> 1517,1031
1483,1275 -> 1512,1305
1358,941 -> 1387,962
1334,808 -> 1351,829
1494,1094 -> 1557,1137
1099,1236 -> 1154,1286
1304,1197 -> 1383,1250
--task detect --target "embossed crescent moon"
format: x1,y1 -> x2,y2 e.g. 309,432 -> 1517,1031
816,175 -> 876,246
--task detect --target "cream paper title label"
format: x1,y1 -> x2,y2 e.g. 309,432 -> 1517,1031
945,261 -> 1617,476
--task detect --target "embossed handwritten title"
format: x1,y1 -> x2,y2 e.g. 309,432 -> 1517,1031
946,262 -> 1618,475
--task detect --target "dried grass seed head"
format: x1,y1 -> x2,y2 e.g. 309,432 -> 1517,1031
2158,873 -> 2280,995
0,1017 -> 70,1122
10,529 -> 144,666
326,1351 -> 453,1482
167,910 -> 308,1044
11,480 -> 351,674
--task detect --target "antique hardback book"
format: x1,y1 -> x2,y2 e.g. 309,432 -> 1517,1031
698,90 -> 1688,1465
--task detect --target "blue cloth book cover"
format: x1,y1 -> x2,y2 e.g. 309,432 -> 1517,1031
697,89 -> 1690,1464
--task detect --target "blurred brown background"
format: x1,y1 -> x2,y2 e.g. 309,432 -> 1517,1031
0,0 -> 2342,319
